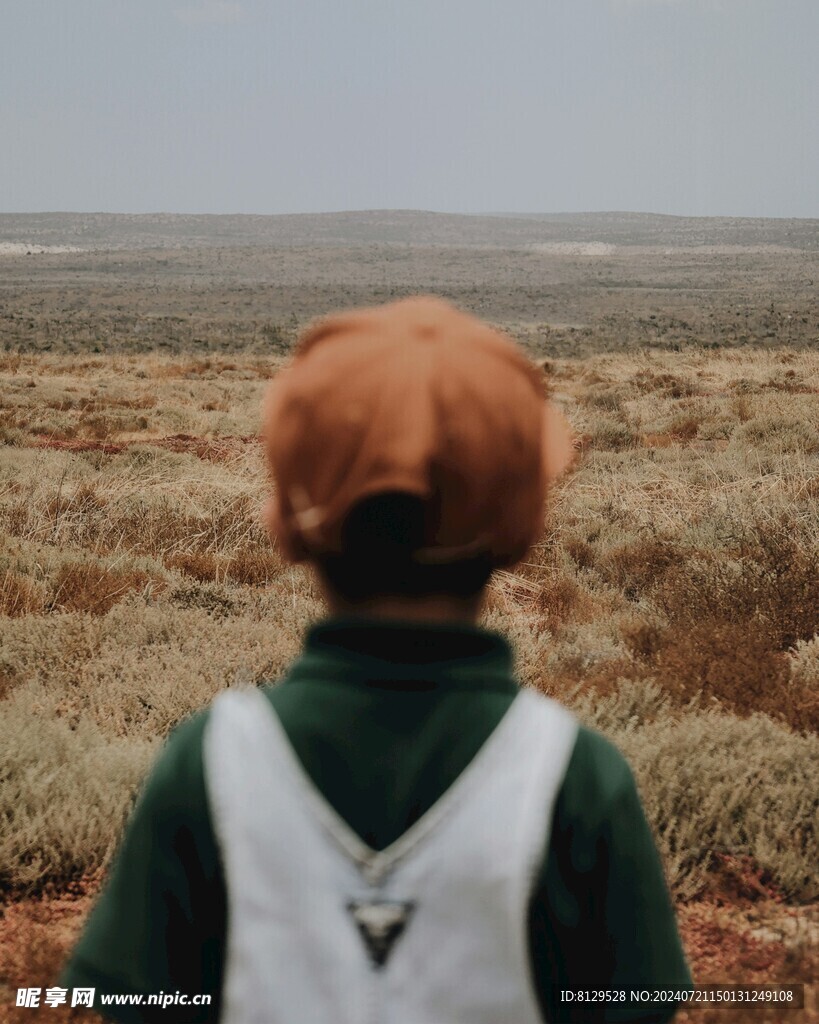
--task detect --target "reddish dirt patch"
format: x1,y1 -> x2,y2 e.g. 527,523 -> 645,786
0,879 -> 99,1023
677,902 -> 818,1023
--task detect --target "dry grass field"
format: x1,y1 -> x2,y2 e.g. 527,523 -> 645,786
1,212 -> 818,1021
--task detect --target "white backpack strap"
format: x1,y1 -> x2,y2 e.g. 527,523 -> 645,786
203,685 -> 578,1024
378,688 -> 578,1024
204,688 -> 374,1024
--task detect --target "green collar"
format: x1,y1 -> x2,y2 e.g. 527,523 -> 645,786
284,616 -> 517,692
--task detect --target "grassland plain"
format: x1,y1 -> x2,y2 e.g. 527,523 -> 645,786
0,343 -> 817,1022
0,210 -> 818,1022
2,211 -> 818,361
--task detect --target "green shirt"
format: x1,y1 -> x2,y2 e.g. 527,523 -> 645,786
63,618 -> 692,1023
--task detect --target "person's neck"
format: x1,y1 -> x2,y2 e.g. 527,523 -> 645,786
323,593 -> 483,625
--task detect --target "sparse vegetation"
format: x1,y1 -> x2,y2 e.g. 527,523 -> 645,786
0,222 -> 817,1012
1,347 -> 816,905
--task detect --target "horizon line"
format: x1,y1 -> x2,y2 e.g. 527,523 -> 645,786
2,208 -> 818,223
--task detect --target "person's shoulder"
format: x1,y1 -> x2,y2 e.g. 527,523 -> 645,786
522,691 -> 634,795
136,703 -> 218,821
147,685 -> 281,810
567,722 -> 636,794
549,714 -> 643,839
158,705 -> 211,773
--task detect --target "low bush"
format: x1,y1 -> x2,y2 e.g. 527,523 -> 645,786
0,697 -> 156,893
50,562 -> 165,615
589,415 -> 637,451
629,370 -> 700,398
0,570 -> 46,618
572,683 -> 819,901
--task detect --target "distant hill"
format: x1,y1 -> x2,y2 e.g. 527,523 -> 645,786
1,210 -> 817,251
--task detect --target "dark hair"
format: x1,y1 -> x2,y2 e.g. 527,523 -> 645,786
314,492 -> 494,603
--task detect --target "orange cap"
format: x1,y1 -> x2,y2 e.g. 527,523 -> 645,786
263,296 -> 575,567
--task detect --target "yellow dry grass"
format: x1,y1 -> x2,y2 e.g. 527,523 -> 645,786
1,348 -> 817,904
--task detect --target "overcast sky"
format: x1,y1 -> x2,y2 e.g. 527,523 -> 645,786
1,0 -> 817,217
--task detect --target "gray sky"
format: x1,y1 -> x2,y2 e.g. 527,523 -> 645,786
1,0 -> 817,217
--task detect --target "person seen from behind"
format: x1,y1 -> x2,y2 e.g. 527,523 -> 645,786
63,296 -> 693,1022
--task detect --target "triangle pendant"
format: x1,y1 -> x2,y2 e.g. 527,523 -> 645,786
346,900 -> 415,968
